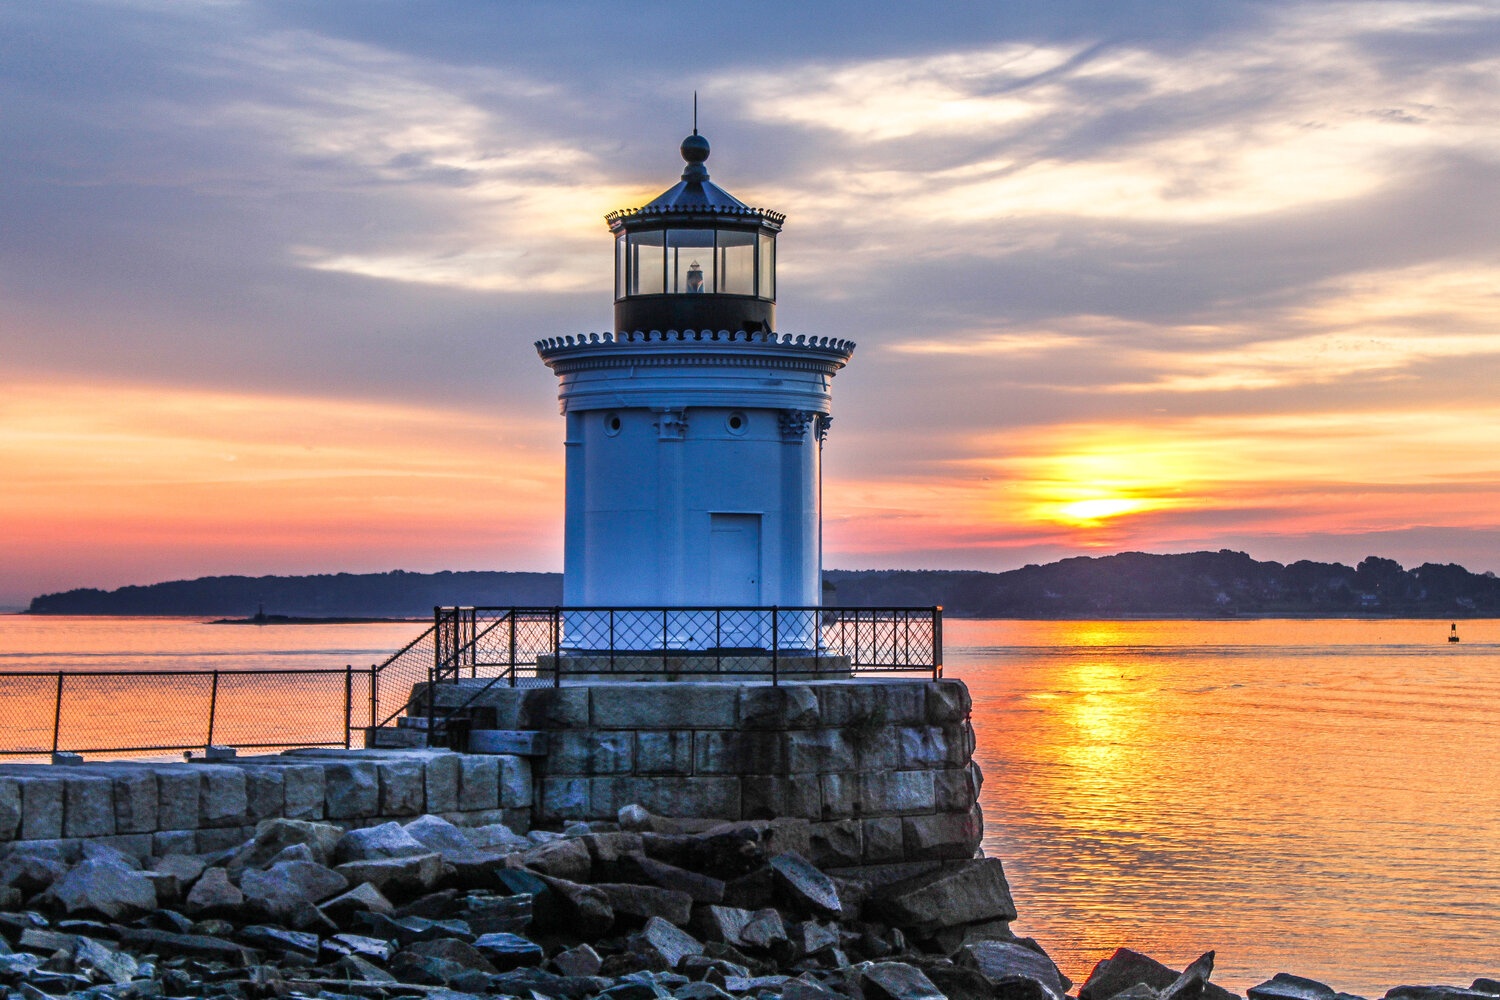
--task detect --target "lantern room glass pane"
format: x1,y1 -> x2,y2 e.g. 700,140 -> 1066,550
615,234 -> 626,300
716,230 -> 756,296
628,230 -> 665,296
758,233 -> 775,300
668,229 -> 715,294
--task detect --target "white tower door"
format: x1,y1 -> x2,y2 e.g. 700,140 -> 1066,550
709,514 -> 761,606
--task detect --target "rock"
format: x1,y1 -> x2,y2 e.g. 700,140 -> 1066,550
786,920 -> 840,960
620,804 -> 653,831
678,982 -> 736,1000
71,937 -> 138,985
740,909 -> 788,950
474,931 -> 546,971
873,858 -> 1015,934
336,821 -> 431,862
336,852 -> 448,896
320,880 -> 395,921
492,966 -> 604,1000
150,854 -> 207,886
693,905 -> 754,946
724,975 -> 793,994
355,911 -> 475,946
532,873 -> 614,938
20,926 -> 80,952
115,927 -> 256,964
265,841 -> 319,867
405,937 -> 499,973
0,855 -> 69,895
1085,949 -> 1236,1000
959,941 -> 1068,999
598,883 -> 695,926
1387,990 -> 1498,1000
468,822 -> 531,853
183,866 -> 243,916
78,842 -> 139,869
327,932 -> 397,962
552,942 -> 603,978
41,860 -> 157,920
237,924 -> 320,957
336,953 -> 398,983
1474,984 -> 1500,997
1160,952 -> 1216,1000
685,820 -> 812,880
230,818 -> 342,872
860,962 -> 947,1000
924,965 -> 1002,1000
523,837 -> 593,881
240,860 -> 348,921
769,853 -> 842,919
458,891 -> 533,933
405,814 -> 478,854
930,917 -> 1017,955
625,856 -> 726,904
633,916 -> 704,969
0,954 -> 43,977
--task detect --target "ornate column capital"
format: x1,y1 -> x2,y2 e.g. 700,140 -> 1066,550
779,409 -> 815,441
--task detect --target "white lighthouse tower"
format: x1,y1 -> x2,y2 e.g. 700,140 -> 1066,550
536,131 -> 854,618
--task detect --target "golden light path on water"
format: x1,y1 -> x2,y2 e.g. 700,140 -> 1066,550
947,619 -> 1500,995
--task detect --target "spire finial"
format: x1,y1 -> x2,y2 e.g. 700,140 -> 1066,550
693,91 -> 698,135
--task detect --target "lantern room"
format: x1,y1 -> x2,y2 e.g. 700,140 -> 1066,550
607,131 -> 783,335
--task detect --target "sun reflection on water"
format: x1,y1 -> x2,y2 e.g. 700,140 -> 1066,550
953,618 -> 1500,995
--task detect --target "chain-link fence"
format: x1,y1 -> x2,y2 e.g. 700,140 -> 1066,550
430,605 -> 943,687
0,667 -> 374,760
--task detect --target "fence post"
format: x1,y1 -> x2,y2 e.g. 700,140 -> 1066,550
771,608 -> 779,687
933,606 -> 943,679
369,665 -> 377,730
553,609 -> 562,689
205,670 -> 220,750
52,672 -> 63,754
609,610 -> 615,673
662,610 -> 668,673
344,665 -> 353,749
715,610 -> 721,675
425,667 -> 435,748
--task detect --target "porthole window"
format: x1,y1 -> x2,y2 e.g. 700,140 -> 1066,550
726,412 -> 748,435
605,413 -> 623,436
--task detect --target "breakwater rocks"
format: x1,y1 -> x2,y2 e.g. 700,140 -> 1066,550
0,806 -> 1492,1000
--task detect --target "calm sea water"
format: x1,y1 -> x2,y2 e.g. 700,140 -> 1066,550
1,614 -> 1497,993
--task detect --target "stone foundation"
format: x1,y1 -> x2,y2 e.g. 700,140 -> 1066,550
423,677 -> 983,869
0,748 -> 532,860
0,679 -> 982,874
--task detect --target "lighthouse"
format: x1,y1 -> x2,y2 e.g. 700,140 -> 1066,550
535,132 -> 855,617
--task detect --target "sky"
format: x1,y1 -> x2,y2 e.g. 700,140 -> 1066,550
3,0 -> 1500,607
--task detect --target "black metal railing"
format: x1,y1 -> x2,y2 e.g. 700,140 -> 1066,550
427,605 -> 943,688
0,666 -> 376,759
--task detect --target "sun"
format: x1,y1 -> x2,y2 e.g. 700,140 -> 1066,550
1054,497 -> 1160,525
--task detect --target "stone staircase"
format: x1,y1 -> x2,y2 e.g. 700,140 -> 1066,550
365,702 -> 548,756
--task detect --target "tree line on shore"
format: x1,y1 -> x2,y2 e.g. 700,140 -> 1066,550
24,551 -> 1500,618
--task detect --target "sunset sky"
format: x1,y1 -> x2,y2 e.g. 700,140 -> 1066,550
4,1 -> 1500,607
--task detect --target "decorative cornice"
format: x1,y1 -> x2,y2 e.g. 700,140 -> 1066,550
605,204 -> 786,230
537,330 -> 855,356
543,353 -> 843,376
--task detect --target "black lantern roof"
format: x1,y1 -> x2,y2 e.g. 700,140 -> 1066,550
605,133 -> 785,233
